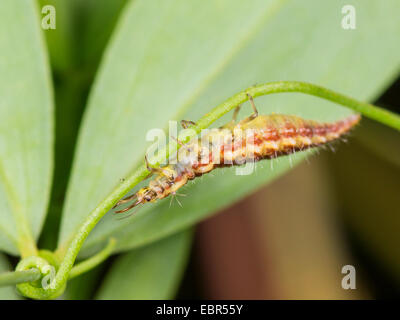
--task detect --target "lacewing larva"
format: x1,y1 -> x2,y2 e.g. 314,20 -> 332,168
114,94 -> 360,213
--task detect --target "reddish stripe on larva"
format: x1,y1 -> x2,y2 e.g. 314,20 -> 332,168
114,113 -> 360,213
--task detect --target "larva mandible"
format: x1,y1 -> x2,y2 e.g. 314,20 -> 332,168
114,94 -> 361,213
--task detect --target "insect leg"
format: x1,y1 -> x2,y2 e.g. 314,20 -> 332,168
180,120 -> 196,129
232,105 -> 241,123
246,93 -> 259,120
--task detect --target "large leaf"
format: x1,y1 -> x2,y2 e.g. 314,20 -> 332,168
96,230 -> 192,300
0,0 -> 53,255
79,0 -> 128,73
0,254 -> 21,300
38,0 -> 127,72
59,0 -> 400,254
37,0 -> 75,72
38,0 -> 127,250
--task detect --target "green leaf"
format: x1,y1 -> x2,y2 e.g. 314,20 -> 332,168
37,0 -> 75,72
0,0 -> 53,255
328,140 -> 400,282
0,254 -> 21,300
59,0 -> 400,254
38,0 -> 127,251
79,0 -> 128,73
355,118 -> 400,168
96,230 -> 192,300
38,0 -> 127,72
62,263 -> 105,300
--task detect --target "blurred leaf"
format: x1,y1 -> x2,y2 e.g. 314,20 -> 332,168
0,0 -> 53,255
354,118 -> 400,168
63,263 -> 105,300
328,141 -> 400,284
38,0 -> 127,250
59,0 -> 400,254
79,0 -> 128,72
38,0 -> 127,72
0,254 -> 21,300
38,0 -> 75,72
96,230 -> 192,300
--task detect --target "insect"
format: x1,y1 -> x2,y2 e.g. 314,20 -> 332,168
113,93 -> 361,213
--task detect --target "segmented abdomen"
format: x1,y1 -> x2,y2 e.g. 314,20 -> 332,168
234,113 -> 361,160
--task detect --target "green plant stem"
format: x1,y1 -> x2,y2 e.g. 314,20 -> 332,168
243,81 -> 400,131
22,81 -> 399,299
0,268 -> 41,287
68,238 -> 116,279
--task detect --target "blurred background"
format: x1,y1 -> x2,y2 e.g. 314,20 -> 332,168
1,0 -> 398,300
